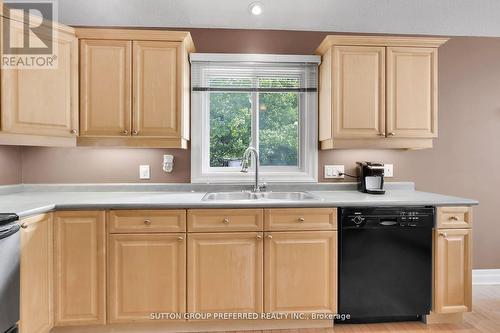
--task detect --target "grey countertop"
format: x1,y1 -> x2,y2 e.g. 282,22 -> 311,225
0,183 -> 478,219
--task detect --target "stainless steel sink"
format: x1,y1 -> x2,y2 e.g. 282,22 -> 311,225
202,191 -> 321,201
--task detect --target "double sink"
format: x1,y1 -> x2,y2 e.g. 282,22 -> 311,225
202,191 -> 321,202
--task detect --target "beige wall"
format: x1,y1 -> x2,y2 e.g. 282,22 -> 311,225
0,146 -> 22,185
0,30 -> 498,268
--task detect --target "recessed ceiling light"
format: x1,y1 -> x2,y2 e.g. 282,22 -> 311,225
249,2 -> 263,16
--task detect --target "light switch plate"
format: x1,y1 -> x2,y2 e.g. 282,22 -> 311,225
324,165 -> 344,179
384,164 -> 394,178
139,165 -> 150,180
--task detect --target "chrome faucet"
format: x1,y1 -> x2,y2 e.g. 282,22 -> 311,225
241,146 -> 265,192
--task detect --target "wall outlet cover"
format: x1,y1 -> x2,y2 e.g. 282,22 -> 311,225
324,165 -> 344,179
139,165 -> 150,180
384,164 -> 394,178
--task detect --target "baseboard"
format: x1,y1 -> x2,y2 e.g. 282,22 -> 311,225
472,269 -> 500,285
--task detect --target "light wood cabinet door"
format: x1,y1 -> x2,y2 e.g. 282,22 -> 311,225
133,41 -> 182,137
434,229 -> 472,314
264,231 -> 337,314
80,40 -> 132,137
19,214 -> 53,333
1,21 -> 78,137
331,46 -> 386,138
188,233 -> 263,314
387,47 -> 438,138
108,234 -> 186,323
54,211 -> 106,326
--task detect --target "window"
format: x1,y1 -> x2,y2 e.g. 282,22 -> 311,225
191,54 -> 319,183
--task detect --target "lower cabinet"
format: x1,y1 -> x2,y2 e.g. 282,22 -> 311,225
107,234 -> 186,323
434,228 -> 472,314
187,232 -> 264,314
53,211 -> 106,326
19,213 -> 54,333
264,231 -> 337,314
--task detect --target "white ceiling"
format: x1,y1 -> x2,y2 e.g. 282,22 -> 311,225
53,0 -> 500,37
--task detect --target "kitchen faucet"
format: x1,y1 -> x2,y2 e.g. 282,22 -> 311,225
240,146 -> 266,192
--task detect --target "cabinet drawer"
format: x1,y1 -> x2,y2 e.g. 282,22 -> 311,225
187,209 -> 263,232
108,210 -> 186,233
437,207 -> 472,229
264,208 -> 337,231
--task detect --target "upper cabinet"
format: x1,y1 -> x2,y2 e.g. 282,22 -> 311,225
77,29 -> 195,148
79,40 -> 132,137
316,36 -> 448,150
0,13 -> 79,147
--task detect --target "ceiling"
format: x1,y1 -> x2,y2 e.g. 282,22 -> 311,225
52,0 -> 500,37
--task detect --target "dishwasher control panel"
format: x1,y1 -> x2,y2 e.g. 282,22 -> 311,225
342,207 -> 435,229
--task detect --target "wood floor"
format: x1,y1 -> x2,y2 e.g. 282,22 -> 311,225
208,285 -> 500,333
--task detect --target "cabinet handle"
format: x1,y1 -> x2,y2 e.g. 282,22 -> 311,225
144,219 -> 152,225
132,130 -> 138,135
70,129 -> 78,135
20,223 -> 28,229
388,132 -> 396,136
177,236 -> 184,241
122,130 -> 129,135
256,235 -> 263,240
378,133 -> 386,136
266,234 -> 273,239
298,217 -> 305,223
439,232 -> 448,237
450,216 -> 460,221
223,218 -> 230,224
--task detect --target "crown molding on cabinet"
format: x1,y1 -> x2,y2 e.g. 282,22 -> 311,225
315,35 -> 449,55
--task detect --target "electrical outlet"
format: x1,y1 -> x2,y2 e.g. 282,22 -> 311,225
139,165 -> 150,180
324,165 -> 344,179
384,164 -> 394,178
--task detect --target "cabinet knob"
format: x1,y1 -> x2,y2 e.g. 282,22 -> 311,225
132,130 -> 138,135
223,218 -> 230,224
388,132 -> 396,136
378,133 -> 386,136
122,130 -> 129,135
439,232 -> 448,237
298,217 -> 305,223
144,219 -> 152,225
20,223 -> 28,229
177,236 -> 184,241
256,235 -> 263,240
70,129 -> 78,135
266,234 -> 273,239
450,216 -> 459,221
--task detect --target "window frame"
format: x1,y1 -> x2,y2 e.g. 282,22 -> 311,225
190,54 -> 319,183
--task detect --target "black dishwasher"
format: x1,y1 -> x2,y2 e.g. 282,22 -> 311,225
337,207 -> 434,323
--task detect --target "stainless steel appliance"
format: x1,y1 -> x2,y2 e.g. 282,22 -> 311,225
337,207 -> 434,323
356,161 -> 385,194
0,214 -> 20,333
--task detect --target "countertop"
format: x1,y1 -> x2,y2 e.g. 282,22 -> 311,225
0,183 -> 478,219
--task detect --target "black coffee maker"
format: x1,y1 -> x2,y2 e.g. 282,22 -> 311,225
356,162 -> 386,195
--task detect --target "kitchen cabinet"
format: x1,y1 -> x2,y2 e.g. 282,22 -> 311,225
79,40 -> 132,137
316,35 -> 448,149
53,211 -> 106,326
434,228 -> 472,313
77,29 -> 194,148
0,15 -> 78,147
19,214 -> 53,333
187,209 -> 263,232
108,234 -> 186,323
264,231 -> 337,314
387,47 -> 438,138
320,46 -> 386,140
264,208 -> 337,231
187,232 -> 263,314
108,209 -> 186,234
